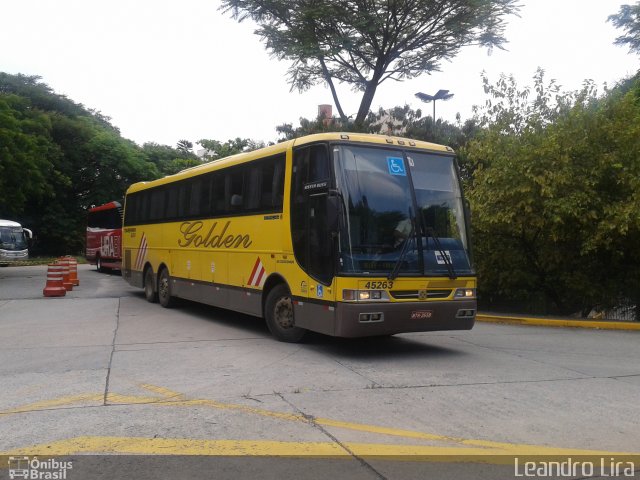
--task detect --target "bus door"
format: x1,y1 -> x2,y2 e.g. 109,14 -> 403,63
291,144 -> 336,316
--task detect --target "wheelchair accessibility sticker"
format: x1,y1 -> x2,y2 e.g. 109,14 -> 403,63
387,157 -> 406,176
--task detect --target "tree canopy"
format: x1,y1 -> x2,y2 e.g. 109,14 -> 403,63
608,2 -> 640,55
466,70 -> 640,317
196,137 -> 265,161
220,0 -> 520,125
0,73 -> 197,254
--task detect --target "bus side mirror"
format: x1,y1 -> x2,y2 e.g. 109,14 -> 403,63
327,196 -> 340,234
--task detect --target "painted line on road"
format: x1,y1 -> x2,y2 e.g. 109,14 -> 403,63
0,394 -> 103,415
2,436 -> 639,460
477,314 -> 640,331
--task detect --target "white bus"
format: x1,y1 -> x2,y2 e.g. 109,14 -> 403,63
0,219 -> 33,265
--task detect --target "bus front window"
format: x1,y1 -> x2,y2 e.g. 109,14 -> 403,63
333,145 -> 473,277
408,152 -> 473,276
0,227 -> 28,251
333,145 -> 418,275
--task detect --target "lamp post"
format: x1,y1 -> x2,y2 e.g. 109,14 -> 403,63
415,89 -> 454,120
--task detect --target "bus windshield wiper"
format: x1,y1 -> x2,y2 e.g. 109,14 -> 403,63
388,210 -> 415,281
426,227 -> 457,280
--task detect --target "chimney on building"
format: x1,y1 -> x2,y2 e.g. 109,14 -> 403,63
318,104 -> 332,126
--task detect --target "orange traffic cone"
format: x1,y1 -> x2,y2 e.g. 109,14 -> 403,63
57,259 -> 74,291
64,256 -> 80,286
43,264 -> 67,297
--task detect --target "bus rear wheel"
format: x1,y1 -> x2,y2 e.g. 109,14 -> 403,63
264,284 -> 306,343
144,268 -> 158,303
158,268 -> 175,308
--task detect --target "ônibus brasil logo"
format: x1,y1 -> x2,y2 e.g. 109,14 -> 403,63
8,456 -> 73,479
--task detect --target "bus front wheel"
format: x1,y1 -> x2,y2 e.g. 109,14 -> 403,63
264,284 -> 306,343
158,268 -> 175,308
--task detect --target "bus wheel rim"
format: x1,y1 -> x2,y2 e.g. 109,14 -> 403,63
274,297 -> 294,329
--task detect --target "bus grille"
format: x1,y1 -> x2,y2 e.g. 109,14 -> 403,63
389,290 -> 452,300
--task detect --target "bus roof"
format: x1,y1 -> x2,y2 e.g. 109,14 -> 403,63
0,219 -> 23,228
89,201 -> 122,213
125,132 -> 453,195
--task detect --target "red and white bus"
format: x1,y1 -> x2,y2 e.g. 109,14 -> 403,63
86,201 -> 123,272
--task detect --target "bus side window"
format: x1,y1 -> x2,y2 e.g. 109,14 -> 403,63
139,192 -> 150,224
227,170 -> 244,212
199,174 -> 213,216
261,155 -> 285,210
108,207 -> 122,229
212,173 -> 225,215
166,186 -> 178,219
177,182 -> 191,218
124,196 -> 136,226
188,179 -> 202,218
245,166 -> 262,211
272,156 -> 285,210
149,189 -> 166,221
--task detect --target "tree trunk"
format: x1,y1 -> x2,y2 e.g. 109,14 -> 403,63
318,56 -> 347,123
354,80 -> 379,127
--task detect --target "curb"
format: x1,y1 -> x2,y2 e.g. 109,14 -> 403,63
476,314 -> 640,331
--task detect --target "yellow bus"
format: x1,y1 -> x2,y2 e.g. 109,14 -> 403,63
122,133 -> 476,342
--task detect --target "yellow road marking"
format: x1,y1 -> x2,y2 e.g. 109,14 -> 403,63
477,314 -> 640,331
0,394 -> 103,415
138,383 -> 185,400
2,437 -> 639,461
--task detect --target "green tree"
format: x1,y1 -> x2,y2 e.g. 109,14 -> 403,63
176,139 -> 194,155
275,115 -> 340,141
1,72 -> 160,254
196,137 -> 263,160
466,70 -> 640,318
0,94 -> 58,218
608,2 -> 640,55
220,0 -> 520,125
142,142 -> 200,176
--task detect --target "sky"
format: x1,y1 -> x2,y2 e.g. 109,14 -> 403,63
2,0 -> 639,149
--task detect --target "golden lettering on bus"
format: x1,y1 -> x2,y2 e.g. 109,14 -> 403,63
178,221 -> 253,249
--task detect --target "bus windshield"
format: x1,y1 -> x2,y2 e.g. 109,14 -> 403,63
333,145 -> 472,277
0,226 -> 28,251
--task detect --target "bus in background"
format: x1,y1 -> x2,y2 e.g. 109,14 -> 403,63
0,219 -> 32,265
86,201 -> 123,272
122,133 -> 476,342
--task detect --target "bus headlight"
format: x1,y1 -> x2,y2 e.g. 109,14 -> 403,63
454,288 -> 476,299
342,290 -> 388,302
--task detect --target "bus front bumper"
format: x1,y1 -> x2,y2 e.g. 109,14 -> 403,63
0,249 -> 28,263
333,299 -> 476,337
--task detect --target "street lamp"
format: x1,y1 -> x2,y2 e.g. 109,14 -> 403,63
415,89 -> 454,120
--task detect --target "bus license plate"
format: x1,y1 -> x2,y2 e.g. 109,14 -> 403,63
411,310 -> 433,320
